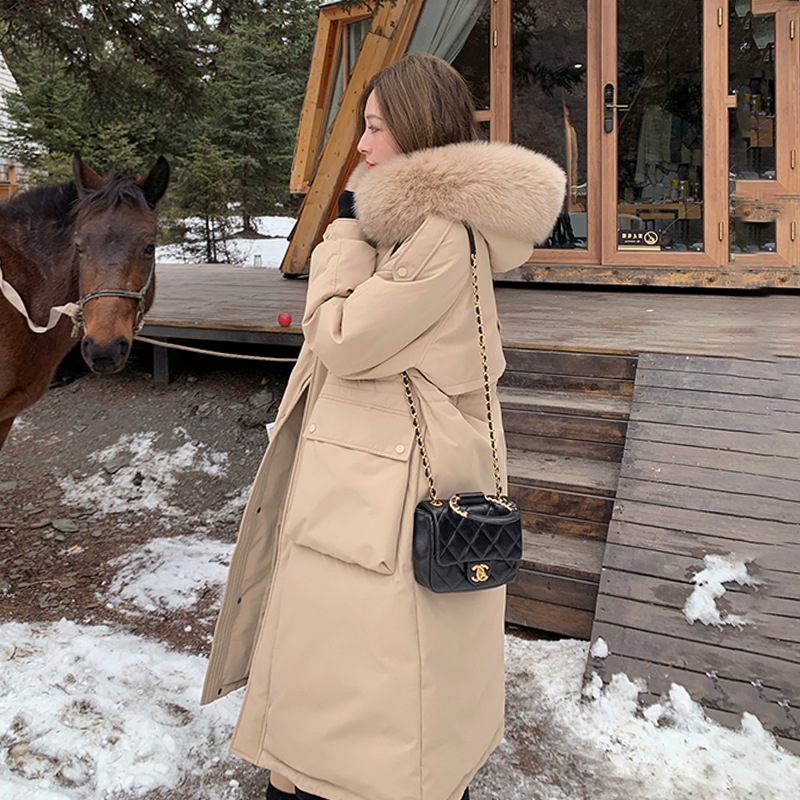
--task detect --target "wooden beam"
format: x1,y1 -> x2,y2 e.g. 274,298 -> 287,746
281,0 -> 424,275
290,12 -> 334,193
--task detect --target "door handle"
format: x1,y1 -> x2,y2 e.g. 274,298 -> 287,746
604,83 -> 629,132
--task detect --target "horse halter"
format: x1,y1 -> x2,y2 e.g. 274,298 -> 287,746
70,257 -> 156,339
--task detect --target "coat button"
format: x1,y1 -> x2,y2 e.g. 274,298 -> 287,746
308,423 -> 317,433
396,266 -> 408,278
395,444 -> 406,454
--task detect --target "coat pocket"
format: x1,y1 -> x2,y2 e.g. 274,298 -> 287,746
285,395 -> 414,575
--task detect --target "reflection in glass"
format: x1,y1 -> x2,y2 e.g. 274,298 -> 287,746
451,1 -> 491,110
729,3 -> 775,180
732,219 -> 777,254
616,0 -> 704,252
511,1 -> 587,250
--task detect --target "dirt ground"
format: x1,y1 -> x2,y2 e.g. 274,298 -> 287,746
0,344 -> 296,798
0,344 -> 556,800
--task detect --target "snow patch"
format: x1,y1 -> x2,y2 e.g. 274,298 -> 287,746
106,534 -> 232,616
157,215 -> 294,267
200,486 -> 250,529
683,553 -> 760,627
589,636 -> 609,658
58,431 -> 229,524
0,620 -> 241,798
484,635 -> 800,799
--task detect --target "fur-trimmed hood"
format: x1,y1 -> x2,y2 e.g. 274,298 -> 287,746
353,140 -> 566,273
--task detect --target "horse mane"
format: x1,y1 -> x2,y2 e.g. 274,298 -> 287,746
1,172 -> 149,227
74,173 -> 151,222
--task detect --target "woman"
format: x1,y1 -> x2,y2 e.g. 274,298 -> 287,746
202,54 -> 565,800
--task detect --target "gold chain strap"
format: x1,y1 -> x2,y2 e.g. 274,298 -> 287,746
401,224 -> 507,507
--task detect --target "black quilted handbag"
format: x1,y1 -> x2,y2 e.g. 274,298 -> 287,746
401,223 -> 522,593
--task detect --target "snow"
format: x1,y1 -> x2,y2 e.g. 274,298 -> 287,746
0,620 -> 242,799
2,627 -> 797,799
683,554 -> 760,627
483,636 -> 800,799
58,430 -> 229,524
589,636 -> 609,658
105,535 -> 232,616
156,215 -> 294,267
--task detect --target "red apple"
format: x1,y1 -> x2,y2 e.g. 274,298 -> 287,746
278,312 -> 292,327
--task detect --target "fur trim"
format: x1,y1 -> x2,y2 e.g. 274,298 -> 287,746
353,141 -> 566,249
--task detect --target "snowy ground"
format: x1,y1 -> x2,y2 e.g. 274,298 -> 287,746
156,216 -> 293,267
1,358 -> 798,799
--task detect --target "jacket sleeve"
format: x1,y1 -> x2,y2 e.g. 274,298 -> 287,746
302,215 -> 470,380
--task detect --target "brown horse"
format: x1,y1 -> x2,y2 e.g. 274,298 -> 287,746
0,153 -> 170,451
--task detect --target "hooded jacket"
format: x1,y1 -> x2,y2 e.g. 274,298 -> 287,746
202,141 -> 565,800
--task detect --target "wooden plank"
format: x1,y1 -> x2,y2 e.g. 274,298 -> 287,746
520,530 -> 604,582
507,450 -> 619,496
621,440 -> 800,482
520,511 -> 609,542
589,621 -> 800,704
509,568 -> 598,612
598,570 -> 800,642
626,420 -> 800,459
616,500 -> 800,547
605,520 -> 800,575
593,594 -> 800,663
635,368 -> 783,397
503,349 -> 637,380
615,477 -> 800,526
510,485 -> 613,522
500,370 -> 634,396
498,386 -> 632,419
636,353 -> 779,379
589,655 -> 800,738
505,432 -> 623,462
628,403 -> 769,434
506,594 -> 593,639
601,543 -> 800,599
620,459 -> 800,503
633,385 -> 783,414
506,262 -> 800,291
503,409 -> 627,444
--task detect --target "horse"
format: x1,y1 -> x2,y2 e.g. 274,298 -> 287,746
0,153 -> 170,451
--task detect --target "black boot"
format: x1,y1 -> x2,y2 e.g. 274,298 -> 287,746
266,781 -> 295,800
295,787 -> 469,800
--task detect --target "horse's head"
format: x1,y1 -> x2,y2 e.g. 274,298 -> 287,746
72,153 -> 170,374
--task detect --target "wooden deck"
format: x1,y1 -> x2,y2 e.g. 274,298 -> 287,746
144,263 -> 800,357
585,354 -> 800,755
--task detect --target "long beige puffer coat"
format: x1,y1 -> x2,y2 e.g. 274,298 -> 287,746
202,140 -> 566,800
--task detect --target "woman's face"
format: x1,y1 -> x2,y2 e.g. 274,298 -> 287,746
357,91 -> 401,169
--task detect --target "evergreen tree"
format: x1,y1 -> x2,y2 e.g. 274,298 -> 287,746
210,3 -> 316,231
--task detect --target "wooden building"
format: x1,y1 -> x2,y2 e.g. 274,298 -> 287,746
285,0 -> 800,288
234,0 -> 800,752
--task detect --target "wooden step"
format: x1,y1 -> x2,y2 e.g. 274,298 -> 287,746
500,348 -> 637,397
507,449 -> 620,497
498,386 -> 632,420
520,529 -> 604,581
505,529 -> 605,638
504,348 -> 637,380
502,408 -> 627,444
503,405 -> 627,461
500,370 -> 635,396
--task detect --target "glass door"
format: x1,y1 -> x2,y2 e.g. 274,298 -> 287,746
728,0 -> 800,269
601,0 -> 728,266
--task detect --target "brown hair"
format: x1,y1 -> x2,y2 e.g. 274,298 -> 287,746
357,53 -> 479,154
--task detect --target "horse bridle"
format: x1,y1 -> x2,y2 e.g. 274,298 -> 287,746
70,257 -> 156,339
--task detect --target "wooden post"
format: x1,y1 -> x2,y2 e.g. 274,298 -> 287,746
152,342 -> 170,385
